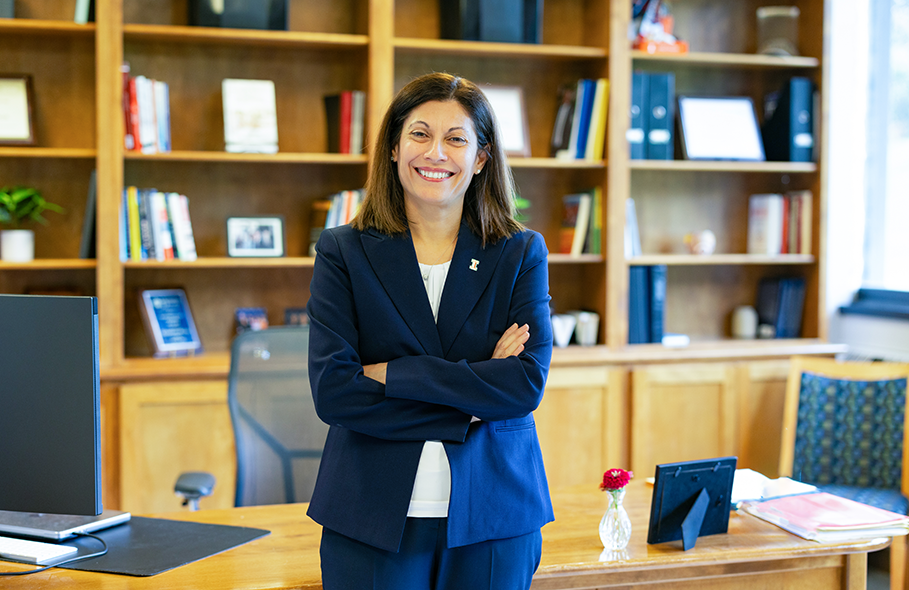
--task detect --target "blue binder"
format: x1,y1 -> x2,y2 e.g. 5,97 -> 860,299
762,77 -> 814,162
629,71 -> 649,159
649,265 -> 667,343
628,266 -> 651,344
647,72 -> 675,160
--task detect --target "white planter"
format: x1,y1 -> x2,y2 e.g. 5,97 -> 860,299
1,229 -> 35,262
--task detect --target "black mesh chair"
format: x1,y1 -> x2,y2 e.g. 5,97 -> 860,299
175,325 -> 328,508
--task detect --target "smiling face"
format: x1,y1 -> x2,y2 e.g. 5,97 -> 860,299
392,100 -> 488,217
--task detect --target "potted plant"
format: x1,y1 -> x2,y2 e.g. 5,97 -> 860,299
0,185 -> 64,262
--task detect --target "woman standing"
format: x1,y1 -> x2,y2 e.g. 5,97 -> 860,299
307,72 -> 553,590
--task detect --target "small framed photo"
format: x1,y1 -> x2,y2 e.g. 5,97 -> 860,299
235,307 -> 269,334
227,216 -> 285,257
284,307 -> 309,326
481,85 -> 531,158
0,75 -> 36,146
138,288 -> 203,358
677,96 -> 765,161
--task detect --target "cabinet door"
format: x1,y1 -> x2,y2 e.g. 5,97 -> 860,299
536,367 -> 627,489
631,363 -> 737,476
119,381 -> 235,513
736,360 -> 790,478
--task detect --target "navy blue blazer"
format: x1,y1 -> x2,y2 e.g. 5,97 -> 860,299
306,222 -> 554,552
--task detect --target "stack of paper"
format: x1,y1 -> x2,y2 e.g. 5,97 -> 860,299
742,491 -> 909,542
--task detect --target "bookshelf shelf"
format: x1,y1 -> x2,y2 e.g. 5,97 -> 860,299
0,147 -> 97,159
394,37 -> 607,60
631,50 -> 819,69
629,160 -> 817,173
123,24 -> 369,49
124,257 -> 316,269
124,151 -> 369,165
548,254 -> 604,264
0,18 -> 95,36
628,254 -> 816,266
509,157 -> 605,170
0,259 -> 97,270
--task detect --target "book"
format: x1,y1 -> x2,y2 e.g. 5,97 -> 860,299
628,265 -> 650,344
74,0 -> 94,24
324,91 -> 365,154
747,193 -> 785,255
625,197 -> 642,258
135,75 -> 158,154
730,468 -> 818,506
649,265 -> 667,343
742,491 -> 909,542
586,187 -> 603,255
586,78 -> 610,161
168,193 -> 197,261
550,84 -> 576,157
154,80 -> 171,152
222,78 -> 279,153
558,192 -> 592,255
78,169 -> 97,259
786,190 -> 813,254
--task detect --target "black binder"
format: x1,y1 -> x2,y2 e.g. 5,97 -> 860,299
756,277 -> 806,338
762,77 -> 815,162
440,0 -> 542,43
629,71 -> 649,159
647,72 -> 675,160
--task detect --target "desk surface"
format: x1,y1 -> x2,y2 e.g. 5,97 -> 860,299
0,481 -> 888,589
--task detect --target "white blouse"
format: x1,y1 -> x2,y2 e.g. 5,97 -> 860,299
407,260 -> 452,518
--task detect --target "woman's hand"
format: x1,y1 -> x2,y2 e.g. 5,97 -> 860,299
492,323 -> 530,359
363,362 -> 388,384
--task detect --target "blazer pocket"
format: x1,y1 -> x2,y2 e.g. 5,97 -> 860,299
495,415 -> 536,432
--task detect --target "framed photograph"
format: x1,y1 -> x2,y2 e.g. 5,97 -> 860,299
227,216 -> 285,257
138,288 -> 203,358
677,96 -> 765,161
481,85 -> 531,157
0,75 -> 36,146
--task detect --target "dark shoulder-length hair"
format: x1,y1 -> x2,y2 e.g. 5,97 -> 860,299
351,72 -> 524,246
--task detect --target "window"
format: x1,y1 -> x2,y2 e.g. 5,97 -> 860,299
864,0 -> 909,291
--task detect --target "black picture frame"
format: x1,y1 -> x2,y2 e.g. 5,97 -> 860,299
647,456 -> 737,550
677,96 -> 765,161
226,216 -> 285,257
0,74 -> 36,146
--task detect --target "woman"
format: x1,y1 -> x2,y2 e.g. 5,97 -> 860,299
307,72 -> 553,590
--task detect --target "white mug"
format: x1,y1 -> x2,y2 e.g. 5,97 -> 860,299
731,305 -> 758,339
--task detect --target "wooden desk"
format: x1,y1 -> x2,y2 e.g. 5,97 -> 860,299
0,482 -> 888,589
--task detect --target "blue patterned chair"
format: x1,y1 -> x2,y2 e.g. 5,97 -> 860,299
779,356 -> 909,590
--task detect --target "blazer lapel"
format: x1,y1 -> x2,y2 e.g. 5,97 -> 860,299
360,229 -> 443,357
437,225 -> 505,357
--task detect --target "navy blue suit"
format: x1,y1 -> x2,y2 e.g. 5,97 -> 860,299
306,222 -> 554,553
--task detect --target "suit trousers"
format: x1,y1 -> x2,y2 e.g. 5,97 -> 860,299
320,517 -> 543,590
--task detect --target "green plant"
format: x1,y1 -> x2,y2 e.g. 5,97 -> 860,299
0,186 -> 64,228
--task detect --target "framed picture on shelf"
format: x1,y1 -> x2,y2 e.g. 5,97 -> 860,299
0,75 -> 36,146
227,216 -> 285,257
480,85 -> 531,157
138,288 -> 203,358
677,96 -> 765,161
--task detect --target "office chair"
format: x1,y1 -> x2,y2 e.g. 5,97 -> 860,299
779,356 -> 909,590
175,325 -> 329,508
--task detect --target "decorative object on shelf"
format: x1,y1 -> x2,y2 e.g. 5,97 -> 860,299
631,0 -> 689,54
0,185 -> 64,263
480,86 -> 531,158
284,307 -> 308,326
756,6 -> 800,56
599,468 -> 634,550
227,216 -> 285,257
677,96 -> 765,161
235,307 -> 268,334
439,0 -> 542,44
188,0 -> 288,30
731,305 -> 759,339
683,229 -> 716,255
551,313 -> 577,348
222,79 -> 279,154
138,288 -> 204,358
0,74 -> 36,146
572,311 -> 600,346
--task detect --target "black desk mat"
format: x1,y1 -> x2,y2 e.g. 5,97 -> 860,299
58,516 -> 270,576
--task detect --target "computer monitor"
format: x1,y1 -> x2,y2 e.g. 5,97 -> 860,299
0,294 -> 102,516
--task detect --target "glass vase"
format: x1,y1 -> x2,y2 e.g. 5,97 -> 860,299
599,488 -> 632,550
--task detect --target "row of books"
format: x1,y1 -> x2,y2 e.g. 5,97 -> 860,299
558,188 -> 603,256
307,189 -> 366,256
747,191 -> 813,256
551,78 -> 609,161
122,63 -> 171,154
628,264 -> 667,344
120,187 -> 197,262
324,91 -> 366,154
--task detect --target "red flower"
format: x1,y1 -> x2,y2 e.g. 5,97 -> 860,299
600,468 -> 633,491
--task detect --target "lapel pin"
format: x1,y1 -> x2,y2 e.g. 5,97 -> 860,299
469,259 -> 479,271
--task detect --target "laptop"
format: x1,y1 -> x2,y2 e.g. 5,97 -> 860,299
0,509 -> 131,541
